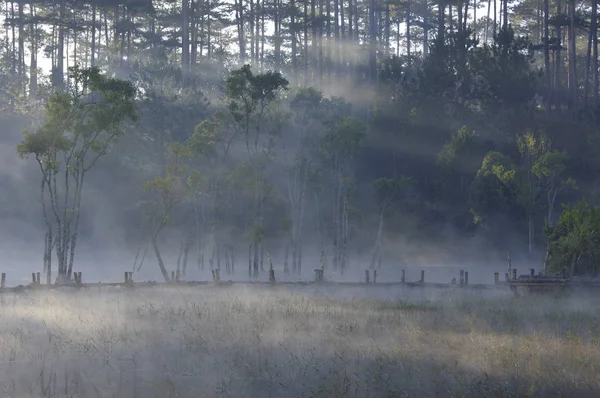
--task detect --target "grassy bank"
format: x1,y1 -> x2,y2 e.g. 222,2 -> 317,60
0,285 -> 598,397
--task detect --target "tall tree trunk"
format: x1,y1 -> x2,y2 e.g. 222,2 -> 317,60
236,0 -> 245,62
182,0 -> 190,79
485,0 -> 491,43
10,2 -> 15,76
493,0 -> 497,37
585,15 -> 593,109
334,0 -> 340,76
368,0 -> 376,82
438,1 -> 445,45
304,0 -> 309,84
423,0 -> 429,55
326,0 -> 331,79
292,0 -> 298,79
91,4 -> 96,66
190,0 -> 197,65
152,234 -> 171,282
384,3 -> 390,55
544,0 -> 551,111
260,0 -> 265,68
319,0 -> 324,82
312,0 -> 317,83
556,0 -> 563,110
56,2 -> 65,89
348,0 -> 353,44
593,0 -> 599,108
569,0 -> 577,110
17,2 -> 24,94
29,3 -> 38,98
340,0 -> 345,75
207,0 -> 212,57
274,0 -> 281,69
256,0 -> 261,64
406,0 -> 411,59
249,0 -> 254,60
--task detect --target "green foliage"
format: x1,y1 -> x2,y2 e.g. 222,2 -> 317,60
546,202 -> 600,276
437,126 -> 477,170
17,65 -> 137,172
373,177 -> 414,205
188,119 -> 221,156
319,117 -> 366,165
290,87 -> 323,115
477,151 -> 517,184
226,64 -> 289,132
468,27 -> 539,111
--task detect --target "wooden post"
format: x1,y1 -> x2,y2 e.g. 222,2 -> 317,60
314,269 -> 324,282
37,272 -> 41,285
460,270 -> 465,285
211,269 -> 216,281
530,268 -> 535,276
269,269 -> 275,283
365,270 -> 370,283
215,269 -> 220,282
494,272 -> 499,284
401,270 -> 405,283
32,273 -> 36,285
125,271 -> 129,283
464,271 -> 469,285
507,251 -> 512,279
420,270 -> 425,283
0,273 -> 5,289
512,269 -> 517,280
373,270 -> 377,283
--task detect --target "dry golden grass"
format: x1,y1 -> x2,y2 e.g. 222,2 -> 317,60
0,285 -> 598,397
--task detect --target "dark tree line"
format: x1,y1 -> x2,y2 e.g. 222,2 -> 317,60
3,0 -> 600,279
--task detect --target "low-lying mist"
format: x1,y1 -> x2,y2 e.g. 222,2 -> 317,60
0,285 -> 598,397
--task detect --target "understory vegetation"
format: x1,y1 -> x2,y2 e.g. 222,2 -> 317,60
0,287 -> 599,397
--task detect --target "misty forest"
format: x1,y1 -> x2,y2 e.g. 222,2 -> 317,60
1,0 -> 600,397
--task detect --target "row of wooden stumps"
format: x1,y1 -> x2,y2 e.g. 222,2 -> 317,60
364,269 -> 426,284
33,272 -> 83,285
364,270 -> 378,283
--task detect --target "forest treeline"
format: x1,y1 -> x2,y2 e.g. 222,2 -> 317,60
1,0 -> 600,280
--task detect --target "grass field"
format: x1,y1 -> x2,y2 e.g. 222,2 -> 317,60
0,285 -> 598,397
